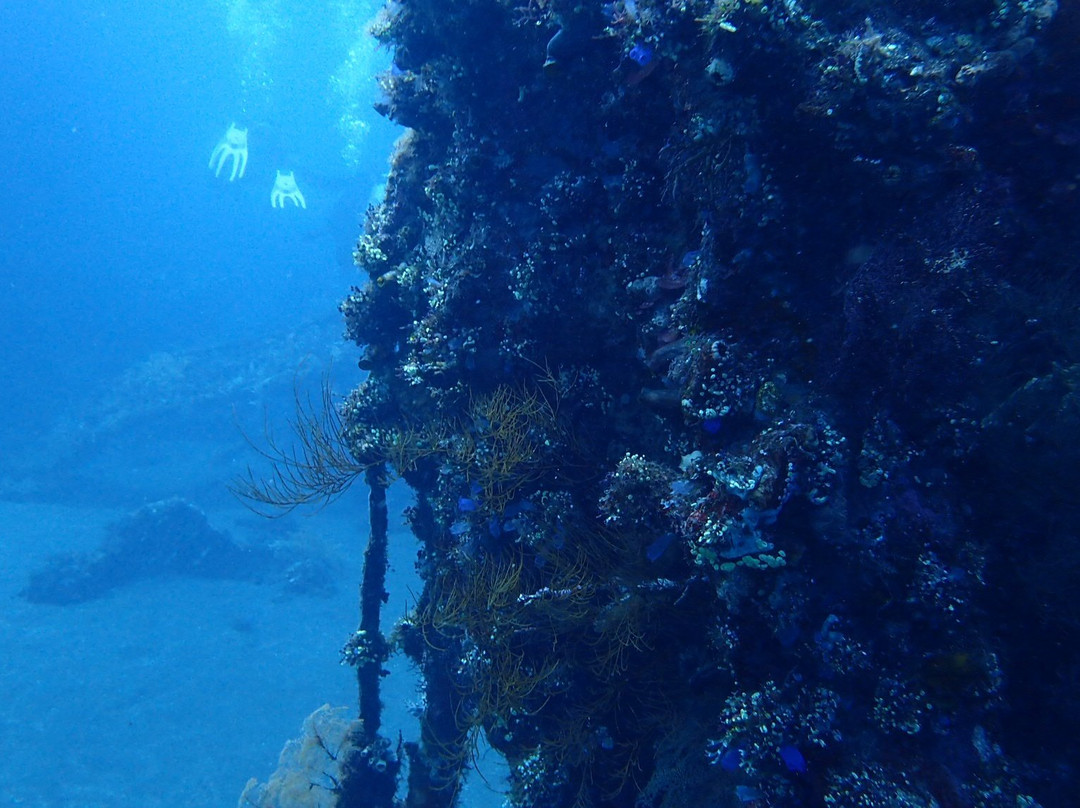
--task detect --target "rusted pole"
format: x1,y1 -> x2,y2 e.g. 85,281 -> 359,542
357,464 -> 390,739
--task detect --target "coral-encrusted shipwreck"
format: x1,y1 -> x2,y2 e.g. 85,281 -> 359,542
261,0 -> 1080,806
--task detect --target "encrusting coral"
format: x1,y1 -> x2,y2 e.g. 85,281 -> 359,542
239,0 -> 1080,805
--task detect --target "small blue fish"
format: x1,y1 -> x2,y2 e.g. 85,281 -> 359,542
718,745 -> 742,772
735,785 -> 762,802
646,533 -> 675,562
628,43 -> 653,66
779,744 -> 807,774
458,496 -> 478,512
703,417 -> 723,434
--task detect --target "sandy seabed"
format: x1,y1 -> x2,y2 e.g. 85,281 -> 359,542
0,492 -> 491,808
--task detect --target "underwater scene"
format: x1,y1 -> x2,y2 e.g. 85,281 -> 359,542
2,0 -> 1079,806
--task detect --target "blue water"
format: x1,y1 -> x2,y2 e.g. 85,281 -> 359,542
0,0 -> 398,445
0,2 -> 439,805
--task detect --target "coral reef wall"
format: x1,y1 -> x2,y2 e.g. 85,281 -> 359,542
339,0 -> 1080,806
